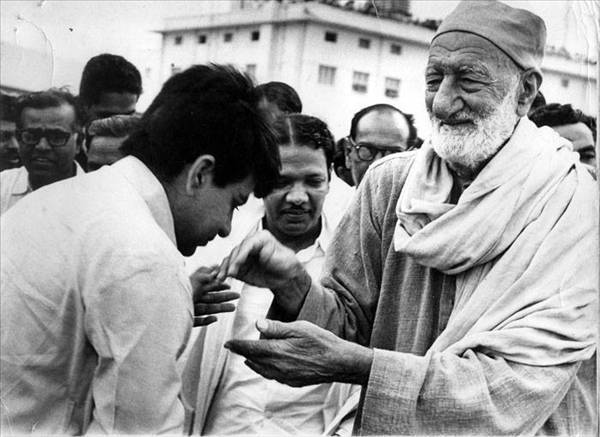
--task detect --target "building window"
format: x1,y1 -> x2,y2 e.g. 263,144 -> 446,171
170,63 -> 182,76
174,35 -> 183,45
352,71 -> 369,93
385,77 -> 400,98
561,78 -> 569,88
390,43 -> 402,55
224,32 -> 233,42
198,34 -> 207,44
358,38 -> 371,49
246,64 -> 257,78
324,31 -> 338,43
251,30 -> 260,41
318,65 -> 336,85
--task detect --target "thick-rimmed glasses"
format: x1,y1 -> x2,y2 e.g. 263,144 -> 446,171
345,136 -> 410,161
17,128 -> 75,148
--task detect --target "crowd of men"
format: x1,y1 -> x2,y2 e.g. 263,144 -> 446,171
0,1 -> 597,435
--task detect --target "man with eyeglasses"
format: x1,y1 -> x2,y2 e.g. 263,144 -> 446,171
0,88 -> 84,215
344,103 -> 419,186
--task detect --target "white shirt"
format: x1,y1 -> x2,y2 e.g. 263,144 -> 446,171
0,156 -> 192,434
0,163 -> 84,215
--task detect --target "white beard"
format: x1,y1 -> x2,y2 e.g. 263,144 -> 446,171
430,86 -> 520,170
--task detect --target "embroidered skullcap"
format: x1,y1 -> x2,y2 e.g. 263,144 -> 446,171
433,0 -> 546,73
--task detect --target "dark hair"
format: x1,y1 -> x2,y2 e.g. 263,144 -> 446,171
271,114 -> 334,170
87,113 -> 142,137
79,54 -> 142,107
120,64 -> 280,197
530,103 -> 597,142
529,91 -> 546,113
350,103 -> 419,148
15,87 -> 83,130
0,93 -> 17,122
256,81 -> 302,114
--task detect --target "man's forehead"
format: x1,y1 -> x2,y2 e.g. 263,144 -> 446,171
356,110 -> 409,140
21,104 -> 76,126
427,32 -> 511,70
0,119 -> 16,130
553,122 -> 594,150
279,144 -> 328,172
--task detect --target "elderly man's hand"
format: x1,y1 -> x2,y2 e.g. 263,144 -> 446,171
224,319 -> 373,387
218,230 -> 312,318
191,265 -> 239,327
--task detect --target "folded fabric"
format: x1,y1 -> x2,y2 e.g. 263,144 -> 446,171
394,117 -> 598,366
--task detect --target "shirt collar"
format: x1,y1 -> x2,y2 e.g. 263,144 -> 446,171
17,161 -> 86,195
110,156 -> 177,246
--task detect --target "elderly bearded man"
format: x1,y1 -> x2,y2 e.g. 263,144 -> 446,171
217,1 -> 598,435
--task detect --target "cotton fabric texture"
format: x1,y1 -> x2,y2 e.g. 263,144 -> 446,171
433,0 -> 546,73
268,119 -> 598,434
0,156 -> 192,434
0,162 -> 84,215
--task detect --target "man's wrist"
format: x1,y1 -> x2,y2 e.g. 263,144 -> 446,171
338,342 -> 374,385
272,267 -> 312,321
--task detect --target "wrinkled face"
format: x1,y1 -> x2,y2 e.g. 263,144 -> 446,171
172,171 -> 254,256
18,104 -> 79,188
0,119 -> 20,171
86,135 -> 126,171
87,91 -> 138,122
425,32 -> 521,171
264,144 -> 329,241
553,122 -> 596,167
346,110 -> 411,185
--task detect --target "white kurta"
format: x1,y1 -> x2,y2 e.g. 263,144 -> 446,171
0,156 -> 192,434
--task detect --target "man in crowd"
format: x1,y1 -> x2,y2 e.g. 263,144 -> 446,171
0,93 -> 21,171
85,113 -> 141,171
0,89 -> 85,215
256,81 -> 302,122
344,103 -> 418,186
183,114 -> 358,435
219,2 -> 597,435
530,102 -> 596,170
79,53 -> 142,123
1,65 -> 279,434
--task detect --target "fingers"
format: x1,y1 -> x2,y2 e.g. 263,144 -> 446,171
217,231 -> 272,281
224,338 -> 273,359
193,315 -> 217,327
194,302 -> 236,316
197,291 -> 239,304
255,319 -> 299,340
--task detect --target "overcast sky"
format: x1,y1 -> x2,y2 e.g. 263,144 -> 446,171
1,0 -> 597,108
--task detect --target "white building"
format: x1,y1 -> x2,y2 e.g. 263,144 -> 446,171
157,0 -> 597,140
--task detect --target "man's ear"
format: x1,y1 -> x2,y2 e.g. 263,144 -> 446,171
344,142 -> 353,169
186,154 -> 216,195
516,69 -> 542,117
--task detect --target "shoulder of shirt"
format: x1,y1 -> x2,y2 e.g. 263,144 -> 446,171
362,150 -> 417,186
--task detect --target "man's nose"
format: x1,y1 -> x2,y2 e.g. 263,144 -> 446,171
35,137 -> 52,151
432,77 -> 464,120
286,184 -> 308,204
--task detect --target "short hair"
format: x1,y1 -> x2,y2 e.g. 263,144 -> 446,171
79,54 -> 142,107
0,93 -> 17,122
349,103 -> 419,148
87,114 -> 142,137
15,88 -> 83,130
530,103 -> 597,142
529,91 -> 546,113
271,114 -> 334,170
256,81 -> 302,114
120,64 -> 280,197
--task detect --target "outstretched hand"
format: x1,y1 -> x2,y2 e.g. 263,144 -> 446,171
191,265 -> 239,327
218,230 -> 312,317
224,319 -> 373,387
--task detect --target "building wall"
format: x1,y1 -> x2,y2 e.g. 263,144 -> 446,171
158,4 -> 597,140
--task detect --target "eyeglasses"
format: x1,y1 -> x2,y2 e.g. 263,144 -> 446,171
17,128 -> 75,148
345,136 -> 410,162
